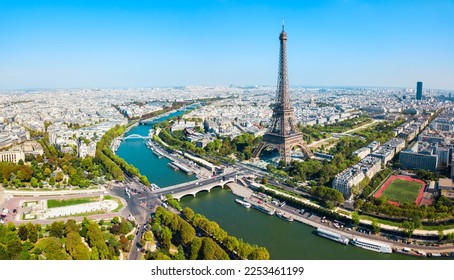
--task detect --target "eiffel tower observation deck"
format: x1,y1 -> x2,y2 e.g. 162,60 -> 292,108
253,22 -> 313,164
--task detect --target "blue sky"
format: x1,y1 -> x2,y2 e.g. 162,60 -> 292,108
0,0 -> 453,90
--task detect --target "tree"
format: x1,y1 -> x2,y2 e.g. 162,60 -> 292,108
438,225 -> 445,241
248,247 -> 270,260
351,211 -> 360,227
27,223 -> 38,243
401,221 -> 417,238
237,241 -> 253,259
49,177 -> 56,186
160,226 -> 172,251
172,244 -> 186,260
44,168 -> 52,177
65,219 -> 80,234
90,247 -> 100,260
182,207 -> 195,221
36,237 -> 70,260
262,177 -> 268,185
66,231 -> 90,260
17,224 -> 28,241
201,238 -> 229,260
178,220 -> 195,245
49,221 -> 65,238
6,239 -> 23,260
119,221 -> 131,235
143,231 -> 154,242
30,177 -> 38,188
86,222 -> 110,260
223,236 -> 239,252
190,237 -> 203,260
55,171 -> 64,182
371,219 -> 381,234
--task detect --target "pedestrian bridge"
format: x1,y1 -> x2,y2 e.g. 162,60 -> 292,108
168,179 -> 236,201
119,134 -> 151,140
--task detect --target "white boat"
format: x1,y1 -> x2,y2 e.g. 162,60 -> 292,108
250,200 -> 275,215
351,237 -> 392,253
316,228 -> 349,245
153,149 -> 164,158
276,211 -> 294,222
235,198 -> 251,208
150,183 -> 160,191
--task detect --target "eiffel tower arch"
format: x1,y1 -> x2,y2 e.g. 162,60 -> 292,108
252,22 -> 313,164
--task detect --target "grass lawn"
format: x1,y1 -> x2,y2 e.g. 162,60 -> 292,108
47,197 -> 98,208
381,179 -> 422,204
360,214 -> 454,231
103,196 -> 124,212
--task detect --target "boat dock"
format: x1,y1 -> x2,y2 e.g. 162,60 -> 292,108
243,197 -> 275,215
169,161 -> 193,175
152,148 -> 165,158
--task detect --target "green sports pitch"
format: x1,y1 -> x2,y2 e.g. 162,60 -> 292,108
380,179 -> 422,204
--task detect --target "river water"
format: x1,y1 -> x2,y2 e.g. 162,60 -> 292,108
116,110 -> 196,187
116,110 -> 415,260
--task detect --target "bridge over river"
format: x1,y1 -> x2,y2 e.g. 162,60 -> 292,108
118,134 -> 152,141
153,172 -> 244,201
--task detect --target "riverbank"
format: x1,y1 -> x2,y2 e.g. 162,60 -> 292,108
229,182 -> 454,257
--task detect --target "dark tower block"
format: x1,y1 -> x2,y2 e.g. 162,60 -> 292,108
252,23 -> 313,164
416,81 -> 423,100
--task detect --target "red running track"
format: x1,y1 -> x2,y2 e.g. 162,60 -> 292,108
373,175 -> 426,206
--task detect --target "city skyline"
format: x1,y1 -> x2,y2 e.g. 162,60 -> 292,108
1,0 -> 453,90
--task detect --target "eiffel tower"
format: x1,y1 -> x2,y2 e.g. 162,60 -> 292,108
252,22 -> 313,164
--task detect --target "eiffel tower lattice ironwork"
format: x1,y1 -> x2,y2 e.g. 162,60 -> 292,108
252,22 -> 313,164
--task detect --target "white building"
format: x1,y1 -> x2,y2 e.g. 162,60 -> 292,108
0,148 -> 25,164
332,168 -> 365,199
353,147 -> 371,160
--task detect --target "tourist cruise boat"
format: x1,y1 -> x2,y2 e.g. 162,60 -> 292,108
316,227 -> 349,245
235,198 -> 251,208
351,237 -> 392,253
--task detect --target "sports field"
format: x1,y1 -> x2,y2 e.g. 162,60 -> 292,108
381,179 -> 422,204
374,175 -> 426,205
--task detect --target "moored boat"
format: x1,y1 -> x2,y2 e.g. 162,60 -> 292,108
235,198 -> 251,208
351,237 -> 392,253
316,227 -> 349,245
276,211 -> 294,222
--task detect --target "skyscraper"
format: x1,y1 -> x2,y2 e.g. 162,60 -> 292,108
252,23 -> 313,164
416,81 -> 423,100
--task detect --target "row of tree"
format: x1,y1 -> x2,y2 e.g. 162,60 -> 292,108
147,206 -> 269,260
0,217 -> 135,260
95,124 -> 149,185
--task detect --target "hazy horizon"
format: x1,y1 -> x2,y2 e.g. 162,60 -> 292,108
1,0 -> 453,91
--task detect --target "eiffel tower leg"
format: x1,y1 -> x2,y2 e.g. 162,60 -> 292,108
252,142 -> 268,159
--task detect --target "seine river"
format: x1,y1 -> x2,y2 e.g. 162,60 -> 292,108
116,110 -> 414,260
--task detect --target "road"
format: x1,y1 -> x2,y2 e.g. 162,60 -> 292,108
254,194 -> 454,256
113,172 -> 242,259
